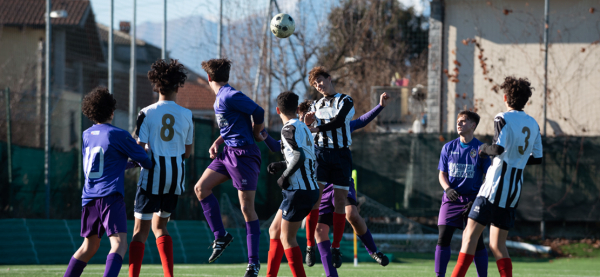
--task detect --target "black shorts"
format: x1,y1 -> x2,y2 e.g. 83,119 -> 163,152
317,212 -> 334,227
279,189 -> 319,222
468,196 -> 515,230
134,186 -> 179,215
315,146 -> 352,189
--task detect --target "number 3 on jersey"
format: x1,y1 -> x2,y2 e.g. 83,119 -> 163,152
84,146 -> 104,179
518,126 -> 531,155
161,114 -> 175,141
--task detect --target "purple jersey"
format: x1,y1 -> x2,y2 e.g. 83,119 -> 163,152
82,124 -> 151,206
214,85 -> 263,147
438,137 -> 491,195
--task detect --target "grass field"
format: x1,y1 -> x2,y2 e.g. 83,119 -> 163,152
1,256 -> 598,277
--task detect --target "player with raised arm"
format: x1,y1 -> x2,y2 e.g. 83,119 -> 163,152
128,59 -> 194,277
264,92 -> 320,277
312,94 -> 391,269
302,66 -> 355,268
435,110 -> 491,277
194,59 -> 266,277
64,88 -> 152,277
451,77 -> 543,277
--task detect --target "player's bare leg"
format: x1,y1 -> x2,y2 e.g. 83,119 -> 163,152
73,236 -> 101,263
451,219 -> 486,277
281,219 -> 306,277
345,205 -> 389,266
305,182 -> 324,267
152,215 -> 174,277
315,223 -> 338,277
239,190 -> 261,276
267,210 -> 284,277
194,169 -> 233,263
103,233 -> 127,277
489,226 -> 512,277
331,188 -> 348,268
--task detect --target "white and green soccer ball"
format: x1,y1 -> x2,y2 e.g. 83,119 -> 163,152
270,13 -> 295,38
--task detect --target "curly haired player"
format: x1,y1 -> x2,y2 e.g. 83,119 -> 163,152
128,59 -> 194,277
64,87 -> 151,277
451,77 -> 543,277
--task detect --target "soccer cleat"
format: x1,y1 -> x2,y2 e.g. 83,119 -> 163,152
305,246 -> 316,267
243,263 -> 260,277
208,232 -> 234,263
331,247 -> 343,268
370,251 -> 389,266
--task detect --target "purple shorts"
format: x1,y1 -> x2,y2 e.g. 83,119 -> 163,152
81,194 -> 128,238
208,144 -> 262,191
437,193 -> 477,229
318,179 -> 358,216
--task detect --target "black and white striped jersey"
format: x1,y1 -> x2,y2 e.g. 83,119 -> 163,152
478,111 -> 543,208
310,93 -> 355,149
136,100 -> 194,195
281,119 -> 319,191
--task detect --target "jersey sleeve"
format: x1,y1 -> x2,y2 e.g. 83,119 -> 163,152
438,144 -> 449,172
185,111 -> 194,145
350,104 -> 383,132
114,131 -> 152,168
531,127 -> 543,158
493,115 -> 508,147
281,125 -> 298,150
227,92 -> 259,115
135,111 -> 150,144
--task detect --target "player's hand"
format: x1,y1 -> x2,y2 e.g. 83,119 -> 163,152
445,188 -> 460,201
462,201 -> 474,216
479,143 -> 490,158
380,92 -> 390,107
254,131 -> 267,142
209,143 -> 219,159
267,162 -> 287,175
277,175 -> 291,190
303,112 -> 316,125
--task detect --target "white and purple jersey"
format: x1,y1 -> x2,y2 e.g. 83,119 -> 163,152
82,124 -> 151,206
214,85 -> 264,147
438,138 -> 491,195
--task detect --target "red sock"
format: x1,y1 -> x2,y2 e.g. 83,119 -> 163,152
332,212 -> 346,248
266,239 -> 284,277
284,246 -> 306,277
306,209 -> 319,247
451,252 -> 475,277
496,258 -> 513,277
156,236 -> 174,277
128,241 -> 145,277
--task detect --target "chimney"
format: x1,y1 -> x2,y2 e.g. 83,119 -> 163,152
119,21 -> 131,34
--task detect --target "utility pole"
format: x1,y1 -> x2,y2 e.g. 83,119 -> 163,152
5,87 -> 13,216
217,0 -> 223,58
252,0 -> 273,101
45,0 -> 52,219
540,0 -> 550,241
129,0 -> 137,133
162,0 -> 167,59
108,0 -> 114,94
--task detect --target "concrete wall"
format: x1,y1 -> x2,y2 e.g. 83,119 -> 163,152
442,0 -> 600,136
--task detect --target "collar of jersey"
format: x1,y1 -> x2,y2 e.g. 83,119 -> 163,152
217,84 -> 232,96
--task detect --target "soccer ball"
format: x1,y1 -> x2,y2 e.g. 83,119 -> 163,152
270,13 -> 295,38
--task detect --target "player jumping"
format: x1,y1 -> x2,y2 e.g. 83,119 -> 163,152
265,91 -> 320,277
129,59 -> 194,277
303,66 -> 355,268
436,110 -> 491,277
451,77 -> 543,277
64,87 -> 151,277
194,59 -> 266,277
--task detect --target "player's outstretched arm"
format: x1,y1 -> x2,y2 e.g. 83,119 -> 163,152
349,92 -> 390,132
252,106 -> 266,142
263,132 -> 282,152
118,133 -> 152,168
209,136 -> 224,159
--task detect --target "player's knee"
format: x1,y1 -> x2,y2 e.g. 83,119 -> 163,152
194,184 -> 205,198
269,224 -> 280,239
346,209 -> 360,224
437,234 -> 452,247
240,204 -> 254,216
